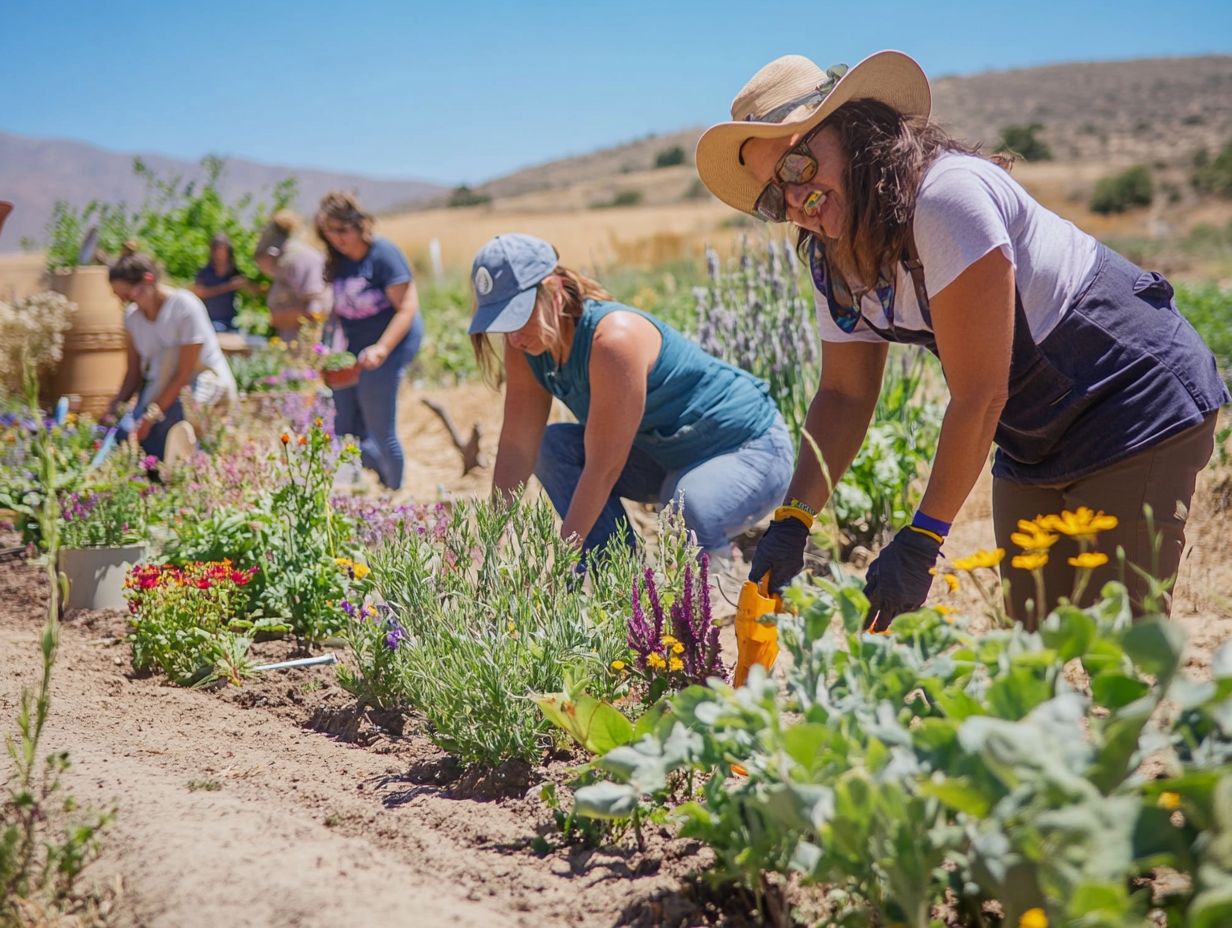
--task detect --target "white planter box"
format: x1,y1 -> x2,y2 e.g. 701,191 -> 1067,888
59,544 -> 147,611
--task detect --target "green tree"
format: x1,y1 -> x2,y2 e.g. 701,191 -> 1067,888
997,123 -> 1052,161
447,184 -> 492,208
32,157 -> 297,329
1090,165 -> 1153,214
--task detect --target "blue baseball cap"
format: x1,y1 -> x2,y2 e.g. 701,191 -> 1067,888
467,233 -> 559,335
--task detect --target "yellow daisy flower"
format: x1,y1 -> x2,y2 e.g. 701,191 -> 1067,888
1158,791 -> 1181,811
1012,552 -> 1049,571
1040,507 -> 1118,540
669,657 -> 684,672
646,653 -> 667,670
951,548 -> 1006,572
1019,908 -> 1048,928
610,660 -> 626,671
1011,519 -> 1059,551
1067,552 -> 1109,569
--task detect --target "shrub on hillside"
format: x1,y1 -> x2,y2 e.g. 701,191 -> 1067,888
1090,165 -> 1153,214
1191,139 -> 1232,198
447,184 -> 492,208
653,145 -> 686,169
997,123 -> 1052,161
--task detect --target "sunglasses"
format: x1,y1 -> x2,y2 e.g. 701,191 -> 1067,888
751,122 -> 827,223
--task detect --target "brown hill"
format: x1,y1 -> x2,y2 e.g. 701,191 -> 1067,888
439,54 -> 1232,209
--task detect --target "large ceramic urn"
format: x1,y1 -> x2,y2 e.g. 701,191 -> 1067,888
49,266 -> 127,417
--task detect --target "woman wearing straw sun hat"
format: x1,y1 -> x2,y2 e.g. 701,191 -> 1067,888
697,50 -> 1228,627
468,232 -> 794,561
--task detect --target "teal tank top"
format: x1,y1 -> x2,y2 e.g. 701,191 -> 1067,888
524,300 -> 777,471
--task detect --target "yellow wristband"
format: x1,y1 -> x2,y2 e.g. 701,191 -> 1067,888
908,525 -> 944,544
774,505 -> 814,529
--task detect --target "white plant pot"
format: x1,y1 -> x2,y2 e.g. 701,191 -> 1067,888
59,544 -> 147,611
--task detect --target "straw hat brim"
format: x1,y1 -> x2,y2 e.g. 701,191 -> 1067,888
695,50 -> 932,216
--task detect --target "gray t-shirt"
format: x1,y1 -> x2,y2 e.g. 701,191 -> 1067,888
814,152 -> 1099,344
125,289 -> 237,407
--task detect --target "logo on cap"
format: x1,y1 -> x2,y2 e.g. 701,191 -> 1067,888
474,267 -> 494,297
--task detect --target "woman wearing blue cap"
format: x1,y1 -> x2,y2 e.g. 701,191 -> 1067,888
695,50 -> 1228,627
469,233 -> 794,559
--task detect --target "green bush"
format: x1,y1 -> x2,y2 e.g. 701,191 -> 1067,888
592,189 -> 643,209
30,156 -> 296,332
1176,282 -> 1232,383
654,145 -> 686,169
997,123 -> 1052,161
1090,165 -> 1154,214
447,184 -> 492,208
1192,140 -> 1232,198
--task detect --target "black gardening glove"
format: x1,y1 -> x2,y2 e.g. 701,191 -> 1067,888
863,526 -> 943,632
749,516 -> 811,594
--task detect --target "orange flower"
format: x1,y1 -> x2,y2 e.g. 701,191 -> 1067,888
297,435 -> 308,446
280,433 -> 290,445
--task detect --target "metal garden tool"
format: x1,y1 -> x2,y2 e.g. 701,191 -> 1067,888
733,577 -> 782,686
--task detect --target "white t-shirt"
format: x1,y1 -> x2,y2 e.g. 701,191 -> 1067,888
125,289 -> 238,407
814,152 -> 1099,345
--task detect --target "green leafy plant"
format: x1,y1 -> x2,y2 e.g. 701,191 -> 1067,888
997,123 -> 1053,161
59,465 -> 154,548
339,497 -> 645,766
31,156 -> 296,332
320,350 -> 357,372
575,561 -> 1232,927
2,358 -> 110,921
126,560 -> 262,686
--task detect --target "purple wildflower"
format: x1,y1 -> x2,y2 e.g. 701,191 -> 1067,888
384,618 -> 408,651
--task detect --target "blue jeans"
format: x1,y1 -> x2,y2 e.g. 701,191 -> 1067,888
534,416 -> 794,554
333,314 -> 424,490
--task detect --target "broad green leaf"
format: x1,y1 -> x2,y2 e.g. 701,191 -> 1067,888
919,776 -> 992,817
987,667 -> 1053,720
781,722 -> 829,771
631,699 -> 670,742
533,691 -> 633,755
1090,671 -> 1151,710
573,781 -> 639,820
1122,619 -> 1185,681
1041,606 -> 1097,661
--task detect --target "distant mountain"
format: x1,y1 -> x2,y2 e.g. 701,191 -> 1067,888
443,54 -> 1232,206
0,132 -> 447,252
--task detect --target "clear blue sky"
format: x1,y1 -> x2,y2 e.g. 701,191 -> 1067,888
2,0 -> 1229,185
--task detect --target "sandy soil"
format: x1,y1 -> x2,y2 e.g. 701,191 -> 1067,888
2,383 -> 1229,927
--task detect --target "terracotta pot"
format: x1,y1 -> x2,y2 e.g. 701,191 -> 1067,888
49,266 -> 128,417
59,543 -> 146,611
322,364 -> 360,390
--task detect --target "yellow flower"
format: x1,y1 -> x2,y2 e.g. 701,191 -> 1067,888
934,604 -> 955,616
351,562 -> 370,580
669,657 -> 684,672
646,652 -> 667,670
1012,552 -> 1050,571
661,635 -> 678,646
610,660 -> 626,671
672,642 -> 685,655
335,557 -> 353,569
1068,551 -> 1109,569
507,621 -> 516,633
1040,507 -> 1118,540
1158,791 -> 1181,810
1019,908 -> 1048,928
951,548 -> 1006,572
1010,519 -> 1059,551
270,335 -> 286,349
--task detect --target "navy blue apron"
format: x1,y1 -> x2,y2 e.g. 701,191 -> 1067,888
811,238 -> 1228,485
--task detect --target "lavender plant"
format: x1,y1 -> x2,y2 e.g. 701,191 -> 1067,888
694,238 -> 819,441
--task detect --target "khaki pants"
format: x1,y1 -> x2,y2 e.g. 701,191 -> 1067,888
992,413 -> 1219,624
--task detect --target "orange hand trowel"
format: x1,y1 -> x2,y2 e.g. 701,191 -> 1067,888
733,577 -> 783,687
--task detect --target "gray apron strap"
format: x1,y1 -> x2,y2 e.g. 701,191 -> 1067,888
903,231 -> 932,329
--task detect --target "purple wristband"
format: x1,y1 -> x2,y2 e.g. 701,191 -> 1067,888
911,511 -> 951,538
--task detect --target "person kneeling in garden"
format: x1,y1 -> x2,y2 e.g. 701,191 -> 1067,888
468,232 -> 794,562
105,253 -> 239,460
696,50 -> 1228,626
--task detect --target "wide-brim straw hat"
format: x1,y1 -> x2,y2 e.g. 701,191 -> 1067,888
696,50 -> 931,216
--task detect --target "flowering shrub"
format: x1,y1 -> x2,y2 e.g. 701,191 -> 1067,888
624,553 -> 725,701
339,497 -> 642,766
127,561 -> 260,685
60,462 -> 157,548
0,291 -> 76,393
328,495 -> 449,548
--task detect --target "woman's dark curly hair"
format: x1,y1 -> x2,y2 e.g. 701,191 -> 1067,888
316,190 -> 375,282
798,99 -> 1009,290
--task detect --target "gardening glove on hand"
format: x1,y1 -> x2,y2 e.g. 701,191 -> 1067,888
749,515 -> 811,595
863,526 -> 943,633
